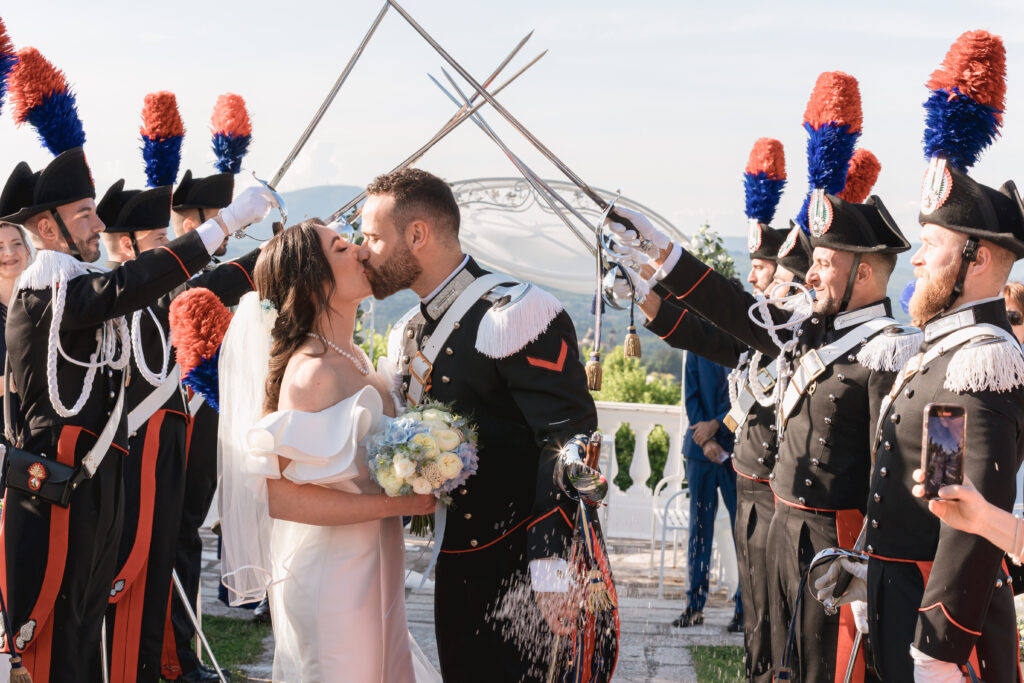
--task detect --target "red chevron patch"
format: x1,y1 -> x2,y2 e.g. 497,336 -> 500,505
526,339 -> 568,372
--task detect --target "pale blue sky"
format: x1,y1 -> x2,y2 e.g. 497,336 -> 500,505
3,0 -> 1023,238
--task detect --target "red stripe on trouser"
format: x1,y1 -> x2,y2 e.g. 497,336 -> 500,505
111,564 -> 150,682
161,590 -> 183,679
833,509 -> 864,683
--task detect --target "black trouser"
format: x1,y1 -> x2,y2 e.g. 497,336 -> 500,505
868,559 -> 1022,682
102,410 -> 187,683
735,475 -> 775,683
435,525 -> 553,682
164,403 -> 219,678
2,435 -> 124,682
767,501 -> 873,683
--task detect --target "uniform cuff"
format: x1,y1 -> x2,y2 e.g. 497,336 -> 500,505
653,244 -> 682,281
195,218 -> 229,255
530,558 -> 570,592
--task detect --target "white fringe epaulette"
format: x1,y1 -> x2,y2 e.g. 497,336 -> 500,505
943,335 -> 1024,394
475,283 -> 563,359
15,249 -> 99,292
856,325 -> 923,372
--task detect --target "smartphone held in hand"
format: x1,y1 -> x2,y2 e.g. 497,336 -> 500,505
920,403 -> 966,500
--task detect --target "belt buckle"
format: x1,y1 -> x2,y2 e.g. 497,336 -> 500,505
800,349 -> 826,382
756,367 -> 777,393
408,352 -> 434,386
723,414 -> 739,432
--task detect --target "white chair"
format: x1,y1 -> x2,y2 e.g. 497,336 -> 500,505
650,474 -> 690,598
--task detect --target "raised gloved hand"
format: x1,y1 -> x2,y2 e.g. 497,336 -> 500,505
603,263 -> 650,306
813,556 -> 867,609
602,205 -> 671,259
219,186 -> 278,234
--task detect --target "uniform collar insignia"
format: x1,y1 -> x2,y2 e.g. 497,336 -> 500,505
834,300 -> 890,331
924,309 -> 976,343
423,267 -> 477,322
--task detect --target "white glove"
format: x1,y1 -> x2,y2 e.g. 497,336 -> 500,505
602,205 -> 670,259
813,556 -> 867,608
219,186 -> 278,233
604,264 -> 650,306
850,600 -> 869,635
910,646 -> 966,683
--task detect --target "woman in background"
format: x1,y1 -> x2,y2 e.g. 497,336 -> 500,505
0,221 -> 31,423
1002,281 -> 1024,345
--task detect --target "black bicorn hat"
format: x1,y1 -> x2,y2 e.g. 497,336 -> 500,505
97,179 -> 171,233
806,190 -> 911,255
776,222 -> 813,279
0,147 -> 96,224
748,224 -> 789,261
918,159 -> 1024,258
171,169 -> 234,211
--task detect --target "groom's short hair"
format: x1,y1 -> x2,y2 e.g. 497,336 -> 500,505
366,168 -> 460,241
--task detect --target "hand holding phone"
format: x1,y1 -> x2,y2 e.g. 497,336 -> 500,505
921,403 -> 966,500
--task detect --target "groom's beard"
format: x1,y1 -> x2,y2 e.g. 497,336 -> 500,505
365,243 -> 423,299
908,258 -> 959,327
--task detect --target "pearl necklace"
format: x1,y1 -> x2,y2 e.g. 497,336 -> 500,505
307,333 -> 370,376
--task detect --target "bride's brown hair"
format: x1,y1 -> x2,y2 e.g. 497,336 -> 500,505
254,219 -> 336,413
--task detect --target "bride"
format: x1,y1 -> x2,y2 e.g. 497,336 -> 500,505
217,220 -> 437,682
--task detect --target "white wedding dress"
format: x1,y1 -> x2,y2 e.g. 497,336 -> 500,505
219,293 -> 440,683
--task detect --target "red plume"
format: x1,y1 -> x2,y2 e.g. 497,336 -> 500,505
926,30 -> 1006,121
744,138 -> 786,180
140,91 -> 184,139
8,47 -> 69,124
0,18 -> 14,56
803,71 -> 863,133
169,288 -> 233,376
836,149 -> 881,203
210,93 -> 252,137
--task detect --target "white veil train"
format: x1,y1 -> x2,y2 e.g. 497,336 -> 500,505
217,292 -> 441,682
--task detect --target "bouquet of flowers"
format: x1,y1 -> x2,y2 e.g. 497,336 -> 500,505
367,400 -> 479,535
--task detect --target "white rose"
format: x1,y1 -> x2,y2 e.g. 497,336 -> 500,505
431,429 -> 462,452
411,477 -> 433,495
393,456 -> 416,480
421,419 -> 448,431
438,452 -> 462,479
421,409 -> 444,422
377,468 -> 403,497
404,411 -> 423,421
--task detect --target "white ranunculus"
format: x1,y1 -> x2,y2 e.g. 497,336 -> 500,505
393,456 -> 416,480
438,452 -> 462,479
411,477 -> 433,495
432,429 -> 461,452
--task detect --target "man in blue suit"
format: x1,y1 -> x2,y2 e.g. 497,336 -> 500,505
672,351 -> 743,632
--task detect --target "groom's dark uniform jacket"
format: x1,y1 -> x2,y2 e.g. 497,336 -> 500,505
389,257 -> 599,682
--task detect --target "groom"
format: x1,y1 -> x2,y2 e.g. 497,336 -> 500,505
358,168 -> 600,681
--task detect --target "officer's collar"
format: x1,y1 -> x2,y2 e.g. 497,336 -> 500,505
832,299 -> 891,331
923,296 -> 1011,343
420,256 -> 486,323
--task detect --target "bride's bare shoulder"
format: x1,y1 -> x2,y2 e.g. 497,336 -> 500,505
279,352 -> 343,412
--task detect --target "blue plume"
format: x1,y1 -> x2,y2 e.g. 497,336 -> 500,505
24,89 -> 85,156
923,88 -> 1001,172
0,53 -> 16,118
744,173 -> 786,224
900,280 -> 916,315
182,349 -> 221,412
142,135 -> 183,188
212,133 -> 251,174
796,122 -> 860,229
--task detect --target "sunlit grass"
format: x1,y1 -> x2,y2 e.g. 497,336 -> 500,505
691,645 -> 744,683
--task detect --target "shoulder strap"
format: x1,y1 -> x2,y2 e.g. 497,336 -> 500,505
406,273 -> 508,406
780,317 -> 896,422
126,365 -> 182,433
724,359 -> 778,432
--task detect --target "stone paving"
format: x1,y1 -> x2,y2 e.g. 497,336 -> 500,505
197,531 -> 743,682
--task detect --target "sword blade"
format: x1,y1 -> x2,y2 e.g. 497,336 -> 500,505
172,569 -> 229,683
327,47 -> 546,224
270,2 -> 390,189
387,0 -> 606,209
431,71 -> 596,256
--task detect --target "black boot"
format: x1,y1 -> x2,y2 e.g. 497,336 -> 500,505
671,607 -> 704,627
252,595 -> 271,624
180,664 -> 232,682
726,612 -> 743,633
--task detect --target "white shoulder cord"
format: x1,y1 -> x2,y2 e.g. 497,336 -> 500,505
46,275 -> 131,418
130,307 -> 171,387
727,351 -> 750,407
746,281 -> 814,410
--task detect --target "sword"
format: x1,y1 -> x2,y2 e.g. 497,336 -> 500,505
172,569 -> 228,683
269,2 -> 390,190
842,631 -> 862,683
429,71 -> 597,255
327,44 -> 545,225
385,0 -> 642,235
100,617 -> 109,683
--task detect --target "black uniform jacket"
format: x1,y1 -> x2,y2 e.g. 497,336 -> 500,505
656,248 -> 902,513
401,258 -> 597,563
644,294 -> 777,480
865,297 -> 1024,663
2,232 -> 211,634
